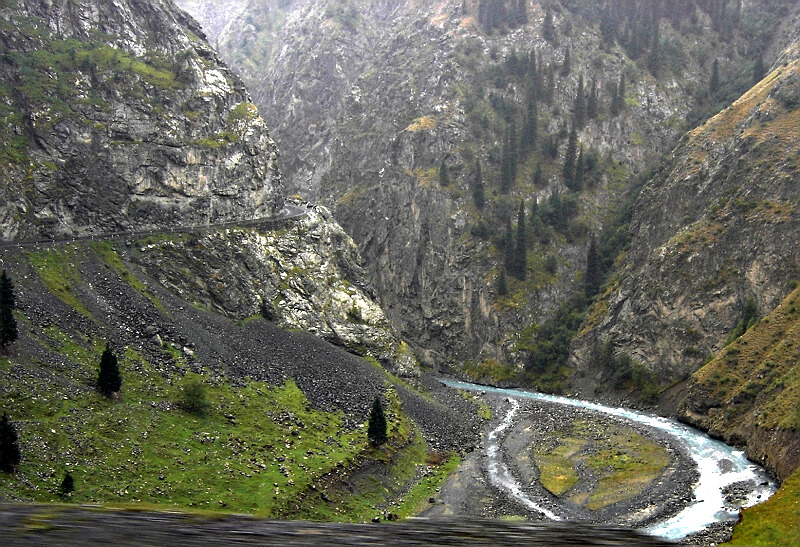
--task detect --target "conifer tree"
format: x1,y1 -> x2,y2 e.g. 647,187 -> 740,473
0,270 -> 18,351
514,201 -> 527,280
60,471 -> 75,497
574,145 -> 585,191
609,80 -> 620,117
587,78 -> 598,119
367,396 -> 387,446
504,217 -> 514,274
753,55 -> 765,84
472,158 -> 485,210
612,73 -> 626,115
439,159 -> 450,186
585,235 -> 601,298
497,267 -> 508,296
563,125 -> 578,189
0,413 -> 21,473
520,93 -> 538,157
542,6 -> 556,43
97,342 -> 122,396
710,58 -> 720,95
574,73 -> 586,129
517,0 -> 528,25
533,163 -> 543,187
545,64 -> 555,105
561,47 -> 571,76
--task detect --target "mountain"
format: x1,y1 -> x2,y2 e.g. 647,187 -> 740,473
568,3 -> 800,479
0,0 -> 283,241
0,0 -> 479,515
176,0 -> 791,374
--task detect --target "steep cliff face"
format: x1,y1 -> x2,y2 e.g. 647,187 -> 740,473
177,0 -> 783,370
129,205 -> 416,374
572,10 -> 800,388
0,0 -> 283,241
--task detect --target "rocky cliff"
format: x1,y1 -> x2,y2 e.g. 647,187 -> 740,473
0,0 -> 283,241
177,0 -> 786,371
571,6 -> 800,387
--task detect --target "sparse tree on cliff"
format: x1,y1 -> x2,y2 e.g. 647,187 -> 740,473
97,342 -> 122,396
472,159 -> 485,210
514,201 -> 527,280
0,270 -> 18,351
497,267 -> 508,295
367,396 -> 387,446
0,413 -> 21,473
439,159 -> 450,186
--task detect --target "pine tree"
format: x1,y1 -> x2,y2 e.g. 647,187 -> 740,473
517,0 -> 528,25
500,124 -> 517,193
587,78 -> 598,119
561,47 -> 571,76
542,6 -> 556,43
612,72 -> 626,115
574,73 -> 586,129
710,58 -> 720,95
97,342 -> 122,396
514,201 -> 527,280
533,163 -> 543,187
0,270 -> 18,351
60,471 -> 75,497
439,159 -> 450,186
609,80 -> 620,117
520,92 -> 538,157
497,267 -> 508,295
563,125 -> 578,189
503,217 -> 514,274
585,235 -> 601,298
545,64 -> 555,105
367,396 -> 387,446
0,413 -> 21,473
574,144 -> 585,191
753,54 -> 765,84
472,158 -> 485,210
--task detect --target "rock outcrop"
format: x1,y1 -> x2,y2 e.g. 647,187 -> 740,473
0,0 -> 283,241
177,0 -> 783,370
571,7 -> 800,387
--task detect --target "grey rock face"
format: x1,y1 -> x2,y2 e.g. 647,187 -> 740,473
571,14 -> 800,385
130,205 -> 415,375
178,0 -> 761,369
0,0 -> 284,241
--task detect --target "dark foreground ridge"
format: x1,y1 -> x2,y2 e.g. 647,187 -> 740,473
1,504 -> 672,546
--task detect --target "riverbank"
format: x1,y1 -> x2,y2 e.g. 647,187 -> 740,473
422,386 -> 775,545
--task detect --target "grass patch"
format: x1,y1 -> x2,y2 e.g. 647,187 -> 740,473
531,419 -> 671,510
90,242 -> 166,313
727,466 -> 800,546
26,247 -> 91,317
458,390 -> 491,420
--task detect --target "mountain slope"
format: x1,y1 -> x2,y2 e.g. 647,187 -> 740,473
572,7 -> 800,389
0,0 -> 283,241
177,0 -> 791,371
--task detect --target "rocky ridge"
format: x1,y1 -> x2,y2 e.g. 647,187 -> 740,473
571,5 -> 800,386
0,0 -> 283,241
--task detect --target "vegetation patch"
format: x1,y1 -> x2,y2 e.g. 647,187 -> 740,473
90,242 -> 166,313
727,466 -> 800,546
26,247 -> 91,317
404,116 -> 437,132
531,419 -> 671,510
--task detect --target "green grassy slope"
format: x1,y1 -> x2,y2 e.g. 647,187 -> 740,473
0,240 -> 465,520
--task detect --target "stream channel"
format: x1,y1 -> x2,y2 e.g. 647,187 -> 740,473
440,379 -> 778,542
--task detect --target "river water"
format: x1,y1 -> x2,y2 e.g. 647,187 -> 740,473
441,379 -> 777,541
